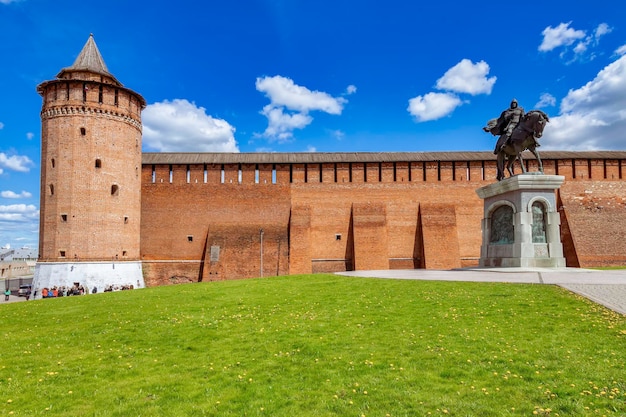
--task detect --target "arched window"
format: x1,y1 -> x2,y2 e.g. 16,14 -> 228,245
490,205 -> 514,244
531,202 -> 547,243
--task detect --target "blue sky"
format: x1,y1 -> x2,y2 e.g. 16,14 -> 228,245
1,0 -> 626,250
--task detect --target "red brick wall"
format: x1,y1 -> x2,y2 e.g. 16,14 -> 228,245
558,180 -> 626,267
140,164 -> 291,285
138,158 -> 626,286
289,204 -> 312,274
419,203 -> 461,269
351,202 -> 390,270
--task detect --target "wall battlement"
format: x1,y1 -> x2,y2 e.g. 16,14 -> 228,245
142,153 -> 625,186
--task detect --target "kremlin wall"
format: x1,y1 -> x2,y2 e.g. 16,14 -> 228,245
139,152 -> 626,286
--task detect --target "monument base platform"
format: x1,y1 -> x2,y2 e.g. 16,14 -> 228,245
476,174 -> 566,269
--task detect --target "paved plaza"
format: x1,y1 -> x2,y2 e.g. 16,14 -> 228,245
337,267 -> 626,315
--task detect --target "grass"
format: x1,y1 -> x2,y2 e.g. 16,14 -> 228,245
590,266 -> 626,270
1,274 -> 625,416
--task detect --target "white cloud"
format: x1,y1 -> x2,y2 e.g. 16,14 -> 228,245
26,132 -> 34,140
260,105 -> 313,142
539,22 -> 611,63
142,99 -> 238,152
346,85 -> 357,95
1,190 -> 32,199
0,152 -> 34,172
435,59 -> 496,95
535,93 -> 556,108
329,129 -> 345,140
407,59 -> 493,123
615,44 -> 626,56
572,23 -> 612,59
540,55 -> 626,150
256,75 -> 346,114
407,92 -> 463,122
0,122 -> 4,129
0,0 -> 24,4
256,75 -> 347,141
539,22 -> 586,52
594,23 -> 612,40
0,204 -> 39,222
0,203 -> 39,249
573,41 -> 587,55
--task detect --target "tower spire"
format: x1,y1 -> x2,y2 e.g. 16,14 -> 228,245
56,34 -> 121,85
70,33 -> 109,73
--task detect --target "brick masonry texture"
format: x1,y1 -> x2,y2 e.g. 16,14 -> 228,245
139,160 -> 626,286
38,73 -> 143,263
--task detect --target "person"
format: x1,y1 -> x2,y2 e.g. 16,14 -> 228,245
490,99 -> 525,154
4,288 -> 10,301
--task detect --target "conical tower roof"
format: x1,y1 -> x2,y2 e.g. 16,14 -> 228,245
56,34 -> 122,86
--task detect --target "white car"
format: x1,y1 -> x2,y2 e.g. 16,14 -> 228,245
18,285 -> 31,297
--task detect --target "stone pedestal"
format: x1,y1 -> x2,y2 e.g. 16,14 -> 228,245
476,174 -> 566,268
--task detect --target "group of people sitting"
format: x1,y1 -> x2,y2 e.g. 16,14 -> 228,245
103,284 -> 135,292
37,283 -> 135,298
40,284 -> 87,298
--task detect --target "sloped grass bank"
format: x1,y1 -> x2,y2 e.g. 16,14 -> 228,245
1,274 -> 625,416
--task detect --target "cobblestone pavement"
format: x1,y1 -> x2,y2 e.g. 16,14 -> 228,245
559,284 -> 626,315
338,268 -> 626,316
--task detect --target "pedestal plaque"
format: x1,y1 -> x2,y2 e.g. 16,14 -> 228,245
476,174 -> 566,268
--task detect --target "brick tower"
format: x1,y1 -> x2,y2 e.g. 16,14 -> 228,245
32,35 -> 146,298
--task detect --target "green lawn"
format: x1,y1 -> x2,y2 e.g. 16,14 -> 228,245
1,274 -> 625,416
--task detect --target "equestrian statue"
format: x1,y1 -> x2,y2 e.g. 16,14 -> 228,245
483,99 -> 549,181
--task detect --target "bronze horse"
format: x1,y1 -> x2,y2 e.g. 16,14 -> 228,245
485,110 -> 549,181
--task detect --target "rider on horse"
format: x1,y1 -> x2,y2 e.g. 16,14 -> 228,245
483,99 -> 525,154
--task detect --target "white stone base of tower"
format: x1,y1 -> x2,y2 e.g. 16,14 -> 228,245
30,261 -> 145,300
